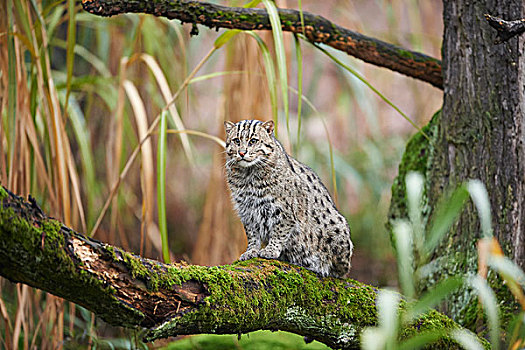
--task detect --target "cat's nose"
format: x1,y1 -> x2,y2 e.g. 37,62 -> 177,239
238,150 -> 246,157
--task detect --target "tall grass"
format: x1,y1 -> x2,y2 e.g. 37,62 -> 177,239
0,0 -> 444,347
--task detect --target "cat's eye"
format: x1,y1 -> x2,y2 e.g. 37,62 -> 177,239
249,138 -> 258,145
232,138 -> 240,145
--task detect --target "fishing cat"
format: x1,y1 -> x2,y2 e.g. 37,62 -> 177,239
224,119 -> 353,278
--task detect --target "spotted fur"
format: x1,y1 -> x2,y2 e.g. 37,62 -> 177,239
224,119 -> 353,278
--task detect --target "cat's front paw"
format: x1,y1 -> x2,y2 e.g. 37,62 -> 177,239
239,249 -> 259,261
258,247 -> 280,260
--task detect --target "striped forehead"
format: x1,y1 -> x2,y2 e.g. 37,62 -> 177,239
233,120 -> 263,139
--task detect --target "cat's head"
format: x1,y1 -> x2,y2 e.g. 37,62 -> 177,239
224,119 -> 275,168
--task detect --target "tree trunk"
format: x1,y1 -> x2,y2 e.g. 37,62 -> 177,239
389,0 -> 524,328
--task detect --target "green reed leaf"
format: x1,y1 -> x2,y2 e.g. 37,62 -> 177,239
294,34 -> 303,152
6,0 -> 17,178
467,180 -> 493,238
451,329 -> 485,350
247,32 -> 279,131
469,275 -> 500,350
157,110 -> 170,264
214,30 -> 241,49
405,276 -> 463,323
64,0 -> 76,115
394,220 -> 415,298
425,185 -> 468,255
262,0 -> 289,138
310,42 -> 430,141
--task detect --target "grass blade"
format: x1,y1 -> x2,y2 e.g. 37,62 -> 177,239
488,255 -> 525,309
320,119 -> 338,205
66,96 -> 98,229
506,312 -> 525,349
467,180 -> 493,238
214,29 -> 241,49
189,70 -> 246,84
406,172 -> 425,260
123,80 -> 155,257
451,329 -> 485,350
13,0 -> 31,38
361,328 -> 385,350
394,220 -> 415,298
63,0 -> 76,115
50,38 -> 111,78
246,32 -> 278,129
488,256 -> 525,290
166,129 -> 225,148
294,33 -> 303,152
297,0 -> 305,36
425,186 -> 469,255
6,0 -> 17,185
66,141 -> 88,233
286,85 -> 338,201
213,1 -> 260,48
243,0 -> 262,7
361,289 -> 401,350
378,289 -> 401,349
157,110 -> 170,263
469,275 -> 500,350
139,54 -> 194,164
309,41 -> 429,141
405,276 -> 463,322
398,331 -> 447,350
262,0 -> 289,138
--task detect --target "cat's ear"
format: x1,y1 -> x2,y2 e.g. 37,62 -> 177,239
224,121 -> 235,134
262,120 -> 274,135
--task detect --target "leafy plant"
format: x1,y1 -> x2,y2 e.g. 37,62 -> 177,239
361,172 -> 525,349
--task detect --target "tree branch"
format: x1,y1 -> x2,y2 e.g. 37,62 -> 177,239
485,13 -> 525,44
0,186 -> 468,348
80,0 -> 443,89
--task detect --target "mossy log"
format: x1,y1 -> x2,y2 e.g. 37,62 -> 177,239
0,186 -> 474,348
80,0 -> 443,89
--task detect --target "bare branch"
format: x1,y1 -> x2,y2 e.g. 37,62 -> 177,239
485,13 -> 525,44
81,0 -> 443,89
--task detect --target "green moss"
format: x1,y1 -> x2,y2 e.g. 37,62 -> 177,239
144,259 -> 380,347
387,109 -> 439,232
0,186 -> 7,198
105,245 -> 119,260
138,256 -> 482,348
0,195 -> 145,327
397,49 -> 415,60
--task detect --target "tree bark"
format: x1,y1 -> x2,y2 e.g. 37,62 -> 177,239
0,186 -> 471,349
389,0 -> 524,328
80,0 -> 443,89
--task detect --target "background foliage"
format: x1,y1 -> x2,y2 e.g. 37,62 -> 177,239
0,0 -> 444,348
